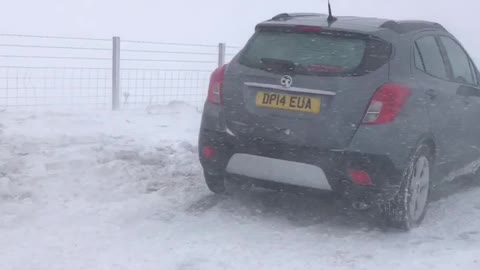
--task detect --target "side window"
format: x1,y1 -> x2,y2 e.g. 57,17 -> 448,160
440,36 -> 475,85
415,36 -> 449,80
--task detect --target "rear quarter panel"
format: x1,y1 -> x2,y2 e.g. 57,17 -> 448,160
347,33 -> 432,172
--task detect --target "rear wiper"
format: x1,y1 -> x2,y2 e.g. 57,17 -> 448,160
259,58 -> 326,75
260,58 -> 296,73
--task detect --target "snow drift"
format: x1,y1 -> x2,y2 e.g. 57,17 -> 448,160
0,103 -> 479,270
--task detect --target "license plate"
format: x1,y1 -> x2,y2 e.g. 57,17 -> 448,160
255,91 -> 321,114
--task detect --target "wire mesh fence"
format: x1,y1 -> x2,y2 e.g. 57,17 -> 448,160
0,66 -> 111,108
118,40 -> 237,109
120,68 -> 211,108
0,34 -> 112,109
0,33 -> 241,110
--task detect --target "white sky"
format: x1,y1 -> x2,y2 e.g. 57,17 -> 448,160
1,0 -> 479,56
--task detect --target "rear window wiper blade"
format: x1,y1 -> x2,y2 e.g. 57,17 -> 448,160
260,58 -> 296,72
255,58 -> 347,75
258,60 -> 308,74
260,57 -> 295,67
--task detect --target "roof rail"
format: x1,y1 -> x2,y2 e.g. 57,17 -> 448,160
380,20 -> 445,33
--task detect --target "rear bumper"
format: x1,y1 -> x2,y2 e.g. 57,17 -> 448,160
226,153 -> 333,191
199,127 -> 405,204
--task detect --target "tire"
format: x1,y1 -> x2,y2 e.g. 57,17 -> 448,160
383,144 -> 432,230
204,172 -> 227,195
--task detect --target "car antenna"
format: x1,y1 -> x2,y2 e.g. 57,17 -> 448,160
327,0 -> 338,26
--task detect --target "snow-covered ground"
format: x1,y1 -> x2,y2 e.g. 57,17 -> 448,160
1,103 -> 479,270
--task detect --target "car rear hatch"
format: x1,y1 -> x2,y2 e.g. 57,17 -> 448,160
222,25 -> 392,150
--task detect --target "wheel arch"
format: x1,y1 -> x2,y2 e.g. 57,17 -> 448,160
416,132 -> 436,164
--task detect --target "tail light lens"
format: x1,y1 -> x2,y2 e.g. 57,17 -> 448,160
208,65 -> 227,104
362,83 -> 411,125
348,169 -> 373,186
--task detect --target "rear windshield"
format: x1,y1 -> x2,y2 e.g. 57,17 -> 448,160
239,28 -> 392,76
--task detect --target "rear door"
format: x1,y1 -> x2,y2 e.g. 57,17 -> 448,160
222,26 -> 392,150
437,35 -> 480,166
413,34 -> 473,176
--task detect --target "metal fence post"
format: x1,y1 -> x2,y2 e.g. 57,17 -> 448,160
112,36 -> 121,111
218,43 -> 226,67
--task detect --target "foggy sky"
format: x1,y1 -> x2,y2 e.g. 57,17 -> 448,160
1,0 -> 479,58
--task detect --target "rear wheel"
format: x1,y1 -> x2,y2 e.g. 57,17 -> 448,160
203,172 -> 227,195
384,144 -> 432,230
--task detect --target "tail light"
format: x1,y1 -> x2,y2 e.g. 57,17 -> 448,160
348,169 -> 373,186
208,65 -> 227,104
362,83 -> 411,125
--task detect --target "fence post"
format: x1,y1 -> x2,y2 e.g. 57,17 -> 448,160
112,36 -> 121,111
218,43 -> 226,67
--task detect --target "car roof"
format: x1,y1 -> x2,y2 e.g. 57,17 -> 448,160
258,13 -> 445,35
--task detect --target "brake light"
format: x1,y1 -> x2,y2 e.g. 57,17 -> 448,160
208,65 -> 227,104
362,83 -> 411,125
306,64 -> 344,73
294,25 -> 323,33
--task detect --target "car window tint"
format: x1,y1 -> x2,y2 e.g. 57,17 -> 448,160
239,29 -> 391,77
242,31 -> 366,72
415,36 -> 449,80
414,45 -> 426,72
440,36 -> 475,85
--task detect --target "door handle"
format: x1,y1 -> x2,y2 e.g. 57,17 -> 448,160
426,89 -> 437,100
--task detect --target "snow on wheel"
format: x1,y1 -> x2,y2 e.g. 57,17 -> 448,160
409,156 -> 430,222
384,144 -> 432,230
